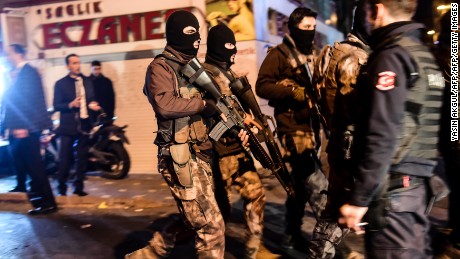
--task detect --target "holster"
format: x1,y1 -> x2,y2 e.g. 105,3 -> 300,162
366,167 -> 450,231
169,143 -> 193,188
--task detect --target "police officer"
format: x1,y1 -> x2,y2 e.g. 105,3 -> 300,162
125,11 -> 229,258
339,0 -> 445,258
307,1 -> 370,257
203,24 -> 266,259
256,7 -> 327,252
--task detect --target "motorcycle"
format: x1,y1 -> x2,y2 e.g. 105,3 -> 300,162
41,113 -> 131,179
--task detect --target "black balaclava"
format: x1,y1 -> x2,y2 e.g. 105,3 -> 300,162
206,24 -> 237,69
351,0 -> 371,46
289,24 -> 315,55
166,10 -> 201,56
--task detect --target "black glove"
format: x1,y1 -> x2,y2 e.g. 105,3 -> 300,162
292,86 -> 306,102
201,99 -> 219,118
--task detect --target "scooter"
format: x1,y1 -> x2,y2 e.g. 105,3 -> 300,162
41,113 -> 131,179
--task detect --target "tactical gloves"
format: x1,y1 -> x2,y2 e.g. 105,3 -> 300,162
292,86 -> 306,102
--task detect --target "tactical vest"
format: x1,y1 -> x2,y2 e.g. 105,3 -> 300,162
151,53 -> 208,146
318,39 -> 369,132
392,36 -> 445,165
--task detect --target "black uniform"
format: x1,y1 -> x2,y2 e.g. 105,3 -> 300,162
53,75 -> 96,196
91,74 -> 115,120
2,63 -> 56,209
351,22 -> 444,258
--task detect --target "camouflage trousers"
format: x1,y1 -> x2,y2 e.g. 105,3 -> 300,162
307,135 -> 353,259
128,153 -> 225,259
216,152 -> 266,259
281,131 -> 328,237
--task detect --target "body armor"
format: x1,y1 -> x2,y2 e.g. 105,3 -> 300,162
392,36 -> 444,167
153,53 -> 209,146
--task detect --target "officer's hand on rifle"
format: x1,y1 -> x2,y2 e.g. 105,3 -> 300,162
292,86 -> 306,102
238,129 -> 250,147
243,113 -> 262,134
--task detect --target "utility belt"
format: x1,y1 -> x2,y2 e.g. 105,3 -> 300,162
366,167 -> 449,231
387,174 -> 425,192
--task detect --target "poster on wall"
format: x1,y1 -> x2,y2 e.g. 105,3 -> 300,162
4,15 -> 27,47
267,8 -> 288,37
206,0 -> 255,41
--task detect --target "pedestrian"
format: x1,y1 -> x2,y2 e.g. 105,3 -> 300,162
307,1 -> 371,257
203,24 -> 266,259
90,60 -> 115,121
255,7 -> 327,252
53,54 -> 101,196
1,44 -> 57,215
339,0 -> 446,258
125,10 -> 231,258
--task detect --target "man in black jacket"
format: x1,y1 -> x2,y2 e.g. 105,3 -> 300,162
90,60 -> 115,120
2,44 -> 57,215
339,0 -> 445,257
256,7 -> 327,252
53,54 -> 101,196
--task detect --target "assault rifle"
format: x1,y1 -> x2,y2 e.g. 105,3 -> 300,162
229,76 -> 293,193
302,63 -> 330,139
179,58 -> 294,198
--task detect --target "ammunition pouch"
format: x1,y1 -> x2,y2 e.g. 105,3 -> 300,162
189,115 -> 208,143
174,117 -> 190,144
170,143 -> 193,188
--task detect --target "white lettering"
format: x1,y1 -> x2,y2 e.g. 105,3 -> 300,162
453,3 -> 458,31
452,120 -> 458,141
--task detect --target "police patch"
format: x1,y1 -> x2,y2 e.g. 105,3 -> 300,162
376,71 -> 396,91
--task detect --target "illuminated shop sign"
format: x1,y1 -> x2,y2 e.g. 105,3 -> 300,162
40,7 -> 191,50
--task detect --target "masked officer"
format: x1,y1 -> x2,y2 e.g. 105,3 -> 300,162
255,7 -> 328,252
307,1 -> 371,257
203,24 -> 266,259
126,11 -> 227,259
339,0 -> 446,258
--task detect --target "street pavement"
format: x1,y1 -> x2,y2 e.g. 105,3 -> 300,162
0,171 -> 457,259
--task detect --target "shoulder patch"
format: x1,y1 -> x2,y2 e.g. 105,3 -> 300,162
376,71 -> 396,91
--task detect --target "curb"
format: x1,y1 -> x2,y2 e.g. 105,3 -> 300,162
0,192 -> 170,209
